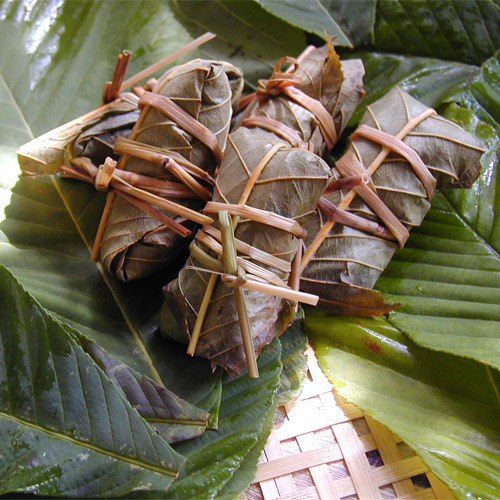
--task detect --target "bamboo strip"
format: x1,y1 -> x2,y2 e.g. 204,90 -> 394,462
249,350 -> 455,500
333,422 -> 382,499
253,445 -> 344,483
365,415 -> 417,496
295,434 -> 341,500
262,430 -> 296,497
426,472 -> 456,500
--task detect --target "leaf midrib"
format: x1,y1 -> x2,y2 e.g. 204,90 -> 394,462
50,178 -> 164,384
384,192 -> 500,407
0,409 -> 177,477
1,65 -> 165,387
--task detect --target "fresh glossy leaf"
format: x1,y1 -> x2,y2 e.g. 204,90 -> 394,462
275,319 -> 308,406
255,0 -> 352,47
321,0 -> 376,46
375,193 -> 500,369
306,311 -> 500,500
372,53 -> 500,368
70,332 -> 210,443
166,340 -> 282,500
373,0 -> 500,65
174,0 -> 308,87
0,1 -> 194,134
443,51 -> 500,252
215,396 -> 276,500
0,264 -> 184,496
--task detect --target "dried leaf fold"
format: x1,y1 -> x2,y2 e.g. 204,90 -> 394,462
301,87 -> 485,315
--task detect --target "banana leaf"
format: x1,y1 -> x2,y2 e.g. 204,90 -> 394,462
162,127 -> 331,376
99,59 -> 243,281
301,87 -> 485,314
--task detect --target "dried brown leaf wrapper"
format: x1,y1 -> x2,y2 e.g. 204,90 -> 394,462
99,60 -> 243,281
301,87 -> 485,314
17,93 -> 140,176
163,128 -> 331,376
160,45 -> 365,376
245,46 -> 365,156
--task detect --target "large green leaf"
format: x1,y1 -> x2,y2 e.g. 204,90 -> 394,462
375,193 -> 500,369
0,264 -> 184,496
166,341 -> 282,500
322,0 -> 500,65
0,1 -> 287,497
373,0 -> 500,65
255,0 -> 352,46
321,0 -> 376,46
372,53 -> 500,368
444,51 -> 500,252
306,311 -> 500,500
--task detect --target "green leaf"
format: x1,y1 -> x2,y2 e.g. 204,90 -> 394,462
306,311 -> 500,500
255,0 -> 352,47
215,397 -> 276,500
275,319 -> 308,406
373,0 -> 500,65
0,263 -> 184,496
70,331 -> 211,444
372,52 -> 500,369
321,0 -> 376,46
173,0 -> 308,86
443,51 -> 500,252
166,341 -> 282,500
375,193 -> 500,369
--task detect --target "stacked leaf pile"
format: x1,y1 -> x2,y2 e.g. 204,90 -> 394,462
0,1 -> 499,499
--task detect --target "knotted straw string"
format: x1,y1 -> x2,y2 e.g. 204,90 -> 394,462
86,89 -> 224,260
60,35 -> 220,261
61,157 -> 211,240
301,101 -> 438,272
186,142 -> 318,377
236,55 -> 337,152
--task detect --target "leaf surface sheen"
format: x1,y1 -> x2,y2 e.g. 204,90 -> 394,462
374,52 -> 500,368
0,2 -> 288,497
306,311 -> 500,500
255,0 -> 352,46
0,264 -> 184,497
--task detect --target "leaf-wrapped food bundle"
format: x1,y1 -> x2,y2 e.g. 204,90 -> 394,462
98,59 -> 243,281
71,99 -> 141,167
17,92 -> 140,176
241,43 -> 365,156
300,87 -> 485,315
162,127 -> 331,376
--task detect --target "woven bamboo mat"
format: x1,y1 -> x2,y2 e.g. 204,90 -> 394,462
242,346 -> 454,500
